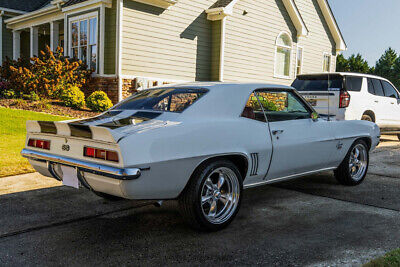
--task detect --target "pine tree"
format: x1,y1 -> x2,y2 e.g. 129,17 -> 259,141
374,47 -> 398,83
347,54 -> 370,74
336,54 -> 349,72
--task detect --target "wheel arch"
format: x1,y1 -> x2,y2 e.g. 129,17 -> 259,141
355,136 -> 372,151
178,153 -> 249,198
362,110 -> 376,122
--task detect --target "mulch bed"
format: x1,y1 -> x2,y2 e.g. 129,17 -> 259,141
0,99 -> 100,118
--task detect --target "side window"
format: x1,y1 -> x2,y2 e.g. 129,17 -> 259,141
381,81 -> 400,99
372,79 -> 385,96
345,76 -> 362,92
256,90 -> 310,122
241,93 -> 267,122
367,78 -> 375,95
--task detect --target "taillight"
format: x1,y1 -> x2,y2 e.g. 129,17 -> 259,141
28,138 -> 50,150
339,90 -> 350,108
84,146 -> 119,162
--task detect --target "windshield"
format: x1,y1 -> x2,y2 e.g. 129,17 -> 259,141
112,88 -> 208,113
292,74 -> 344,92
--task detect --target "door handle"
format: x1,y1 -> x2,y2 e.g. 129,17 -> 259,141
374,100 -> 379,103
391,102 -> 395,104
272,130 -> 284,135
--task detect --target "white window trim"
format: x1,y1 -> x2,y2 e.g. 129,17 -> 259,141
322,52 -> 332,72
295,45 -> 304,76
68,11 -> 98,72
274,31 -> 293,80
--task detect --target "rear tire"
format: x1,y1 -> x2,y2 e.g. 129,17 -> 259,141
361,114 -> 373,122
179,159 -> 243,231
334,139 -> 369,186
397,134 -> 400,141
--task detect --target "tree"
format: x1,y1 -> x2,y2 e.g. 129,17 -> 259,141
336,54 -> 349,72
374,47 -> 398,83
336,53 -> 371,74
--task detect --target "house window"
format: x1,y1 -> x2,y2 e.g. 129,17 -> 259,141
296,47 -> 303,76
323,53 -> 331,72
275,32 -> 292,78
70,14 -> 98,72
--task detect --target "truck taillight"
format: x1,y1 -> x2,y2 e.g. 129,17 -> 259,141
28,139 -> 50,150
339,90 -> 350,108
84,146 -> 119,162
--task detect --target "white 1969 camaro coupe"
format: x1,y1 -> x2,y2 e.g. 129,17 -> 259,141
22,82 -> 380,231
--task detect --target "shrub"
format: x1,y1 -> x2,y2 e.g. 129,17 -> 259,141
60,85 -> 85,109
0,81 -> 14,99
2,46 -> 92,98
33,99 -> 52,111
22,91 -> 39,101
86,91 -> 113,112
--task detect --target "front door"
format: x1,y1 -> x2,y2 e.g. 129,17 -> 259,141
254,89 -> 338,180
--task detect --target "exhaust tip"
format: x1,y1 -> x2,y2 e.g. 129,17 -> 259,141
154,200 -> 163,207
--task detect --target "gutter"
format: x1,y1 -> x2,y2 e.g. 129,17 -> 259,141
5,5 -> 60,26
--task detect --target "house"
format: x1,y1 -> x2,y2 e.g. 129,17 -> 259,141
3,0 -> 346,103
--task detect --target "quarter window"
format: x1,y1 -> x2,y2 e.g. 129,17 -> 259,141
381,81 -> 400,99
323,53 -> 331,72
70,15 -> 98,72
241,93 -> 267,122
275,33 -> 292,78
345,76 -> 363,92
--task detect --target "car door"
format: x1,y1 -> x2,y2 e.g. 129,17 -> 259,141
381,80 -> 400,126
254,89 -> 338,180
369,78 -> 395,127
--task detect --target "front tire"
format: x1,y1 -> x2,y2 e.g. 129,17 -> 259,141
334,139 -> 369,186
179,159 -> 243,231
397,134 -> 400,141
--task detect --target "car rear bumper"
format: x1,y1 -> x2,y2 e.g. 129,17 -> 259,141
21,148 -> 141,181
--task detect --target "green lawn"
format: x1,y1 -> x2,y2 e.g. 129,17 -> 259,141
0,108 -> 70,177
364,249 -> 400,267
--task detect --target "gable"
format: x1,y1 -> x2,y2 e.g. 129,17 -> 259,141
207,0 -> 346,51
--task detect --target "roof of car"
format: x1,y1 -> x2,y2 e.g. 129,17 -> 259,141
156,82 -> 294,90
297,72 -> 389,81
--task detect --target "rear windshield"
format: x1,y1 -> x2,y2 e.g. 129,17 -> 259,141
112,88 -> 208,113
292,74 -> 344,92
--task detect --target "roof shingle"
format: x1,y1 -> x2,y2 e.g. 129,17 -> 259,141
0,0 -> 51,12
62,0 -> 88,8
210,0 -> 235,9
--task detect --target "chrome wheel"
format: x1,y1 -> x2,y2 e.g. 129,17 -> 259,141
348,144 -> 368,181
200,167 -> 240,224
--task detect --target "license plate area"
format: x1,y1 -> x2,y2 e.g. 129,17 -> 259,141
61,165 -> 80,189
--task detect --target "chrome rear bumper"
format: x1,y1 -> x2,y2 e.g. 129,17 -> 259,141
21,148 -> 141,180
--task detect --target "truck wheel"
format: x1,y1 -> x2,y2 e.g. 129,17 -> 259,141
398,134 -> 400,141
361,114 -> 373,122
334,139 -> 369,186
179,159 -> 243,231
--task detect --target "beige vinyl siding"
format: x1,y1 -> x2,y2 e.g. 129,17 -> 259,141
295,0 -> 336,74
2,17 -> 13,61
104,0 -> 117,74
222,0 -> 336,84
121,0 -> 214,81
211,20 -> 221,81
223,0 -> 297,85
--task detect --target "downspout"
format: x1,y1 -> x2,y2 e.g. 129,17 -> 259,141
116,0 -> 123,102
219,17 -> 226,81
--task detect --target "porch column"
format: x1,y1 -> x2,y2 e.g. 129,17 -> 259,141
13,30 -> 21,60
30,26 -> 39,58
50,21 -> 60,52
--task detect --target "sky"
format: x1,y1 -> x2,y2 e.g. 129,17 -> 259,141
328,0 -> 400,66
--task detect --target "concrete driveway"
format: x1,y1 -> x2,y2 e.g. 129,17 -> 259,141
0,136 -> 399,266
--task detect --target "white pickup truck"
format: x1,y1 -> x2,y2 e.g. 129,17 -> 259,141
292,72 -> 400,141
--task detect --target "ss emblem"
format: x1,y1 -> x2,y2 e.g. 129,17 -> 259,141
62,144 -> 70,151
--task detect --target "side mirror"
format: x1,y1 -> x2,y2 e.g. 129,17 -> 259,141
311,112 -> 319,121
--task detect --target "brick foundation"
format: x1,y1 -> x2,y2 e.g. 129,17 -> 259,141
86,76 -> 119,104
